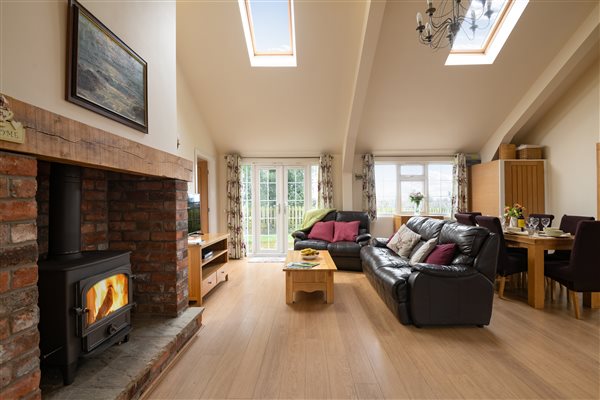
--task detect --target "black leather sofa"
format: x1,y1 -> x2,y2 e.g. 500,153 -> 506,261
361,217 -> 499,327
292,211 -> 371,271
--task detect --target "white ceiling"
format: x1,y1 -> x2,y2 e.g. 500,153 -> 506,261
177,0 -> 367,157
177,0 -> 599,157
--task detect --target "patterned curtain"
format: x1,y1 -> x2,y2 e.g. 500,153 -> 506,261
452,153 -> 469,216
362,154 -> 377,220
225,154 -> 246,259
318,154 -> 334,208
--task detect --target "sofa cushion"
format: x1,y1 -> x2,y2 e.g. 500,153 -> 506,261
308,221 -> 334,242
361,246 -> 409,270
388,225 -> 421,257
294,239 -> 330,251
439,223 -> 489,258
333,221 -> 360,242
336,211 -> 370,235
425,243 -> 457,265
372,266 -> 413,303
409,237 -> 438,266
328,241 -> 361,257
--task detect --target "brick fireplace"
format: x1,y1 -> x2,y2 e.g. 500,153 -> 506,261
0,95 -> 196,399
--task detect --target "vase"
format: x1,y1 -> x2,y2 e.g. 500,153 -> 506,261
413,202 -> 421,216
509,216 -> 518,228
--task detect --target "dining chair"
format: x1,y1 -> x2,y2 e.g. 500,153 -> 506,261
544,220 -> 600,319
475,216 -> 528,299
528,213 -> 554,230
547,215 -> 595,262
455,212 -> 481,226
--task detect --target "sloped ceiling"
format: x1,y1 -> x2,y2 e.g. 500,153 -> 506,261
177,0 -> 367,157
177,0 -> 598,157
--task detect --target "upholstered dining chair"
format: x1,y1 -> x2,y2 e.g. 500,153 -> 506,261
528,213 -> 555,230
544,220 -> 600,319
455,212 -> 482,226
547,215 -> 595,261
475,216 -> 528,299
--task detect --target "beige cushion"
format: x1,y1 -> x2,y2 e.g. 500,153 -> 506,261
387,225 -> 421,258
409,237 -> 438,266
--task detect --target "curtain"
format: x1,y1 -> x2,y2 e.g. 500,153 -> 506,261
225,154 -> 246,259
362,154 -> 377,220
452,153 -> 469,216
318,154 -> 334,208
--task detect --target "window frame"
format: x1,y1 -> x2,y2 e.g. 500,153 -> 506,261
446,0 -> 529,66
374,159 -> 454,217
238,0 -> 297,67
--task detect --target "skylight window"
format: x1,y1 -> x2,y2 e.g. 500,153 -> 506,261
446,0 -> 528,66
238,0 -> 297,67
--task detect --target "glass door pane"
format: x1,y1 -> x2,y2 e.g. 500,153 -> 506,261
258,167 -> 279,252
240,165 -> 253,254
285,167 -> 305,250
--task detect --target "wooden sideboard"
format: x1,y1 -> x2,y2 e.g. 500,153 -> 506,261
188,233 -> 230,305
393,214 -> 445,231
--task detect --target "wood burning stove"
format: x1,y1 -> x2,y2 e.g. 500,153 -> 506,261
38,164 -> 134,385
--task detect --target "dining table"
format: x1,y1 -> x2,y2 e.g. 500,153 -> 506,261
503,231 -> 574,309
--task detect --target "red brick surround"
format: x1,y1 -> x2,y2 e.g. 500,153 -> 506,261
1,152 -> 190,399
0,151 -> 41,400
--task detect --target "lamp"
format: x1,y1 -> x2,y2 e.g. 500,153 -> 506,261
416,0 -> 505,50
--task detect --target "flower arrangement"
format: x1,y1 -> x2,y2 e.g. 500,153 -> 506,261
409,191 -> 425,207
504,203 -> 525,218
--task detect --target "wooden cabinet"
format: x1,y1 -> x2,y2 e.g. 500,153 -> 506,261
471,160 -> 545,217
188,233 -> 229,305
393,214 -> 444,232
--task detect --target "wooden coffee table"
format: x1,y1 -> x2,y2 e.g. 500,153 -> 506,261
283,250 -> 337,304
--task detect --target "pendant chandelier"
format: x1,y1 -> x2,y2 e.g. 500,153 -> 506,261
416,0 -> 505,50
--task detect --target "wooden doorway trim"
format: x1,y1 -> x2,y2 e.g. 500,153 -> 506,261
197,158 -> 209,233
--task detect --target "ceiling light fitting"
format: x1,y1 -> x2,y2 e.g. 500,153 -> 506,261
416,0 -> 500,50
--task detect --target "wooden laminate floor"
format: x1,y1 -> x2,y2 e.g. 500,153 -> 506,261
146,260 -> 599,399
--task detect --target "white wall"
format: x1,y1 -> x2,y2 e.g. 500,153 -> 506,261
0,0 -> 180,155
517,58 -> 599,220
177,65 -> 218,230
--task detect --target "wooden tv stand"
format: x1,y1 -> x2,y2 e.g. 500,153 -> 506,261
187,233 -> 230,305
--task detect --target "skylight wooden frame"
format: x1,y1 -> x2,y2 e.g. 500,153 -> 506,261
450,0 -> 514,55
446,0 -> 528,66
244,0 -> 294,57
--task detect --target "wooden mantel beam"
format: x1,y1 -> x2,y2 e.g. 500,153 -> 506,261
0,94 -> 192,182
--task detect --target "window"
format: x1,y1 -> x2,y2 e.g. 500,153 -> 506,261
375,161 -> 454,216
238,0 -> 297,67
446,0 -> 528,66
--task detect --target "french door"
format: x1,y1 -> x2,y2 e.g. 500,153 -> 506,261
242,163 -> 316,256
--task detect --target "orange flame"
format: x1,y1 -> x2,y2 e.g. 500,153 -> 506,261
86,273 -> 128,326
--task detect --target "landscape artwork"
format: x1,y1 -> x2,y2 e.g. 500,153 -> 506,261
67,0 -> 148,132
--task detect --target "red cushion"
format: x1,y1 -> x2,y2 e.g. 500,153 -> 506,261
332,221 -> 360,242
425,243 -> 457,265
308,221 -> 335,242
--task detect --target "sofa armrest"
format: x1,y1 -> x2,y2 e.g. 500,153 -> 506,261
291,231 -> 307,240
356,233 -> 372,245
410,263 -> 477,278
369,237 -> 389,248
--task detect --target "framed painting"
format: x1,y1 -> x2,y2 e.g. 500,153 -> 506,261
67,0 -> 148,133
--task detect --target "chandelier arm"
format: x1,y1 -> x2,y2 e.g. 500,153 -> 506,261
429,17 -> 454,30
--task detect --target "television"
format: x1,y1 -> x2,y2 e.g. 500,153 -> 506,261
187,193 -> 201,235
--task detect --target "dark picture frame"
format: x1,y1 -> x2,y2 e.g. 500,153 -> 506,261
66,0 -> 148,133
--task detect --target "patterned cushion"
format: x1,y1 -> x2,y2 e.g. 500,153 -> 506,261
409,237 -> 438,266
387,225 -> 421,258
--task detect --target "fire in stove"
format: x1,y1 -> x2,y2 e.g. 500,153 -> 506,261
86,273 -> 129,326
